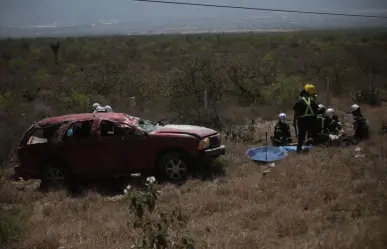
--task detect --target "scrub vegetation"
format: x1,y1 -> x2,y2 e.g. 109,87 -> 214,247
1,29 -> 387,249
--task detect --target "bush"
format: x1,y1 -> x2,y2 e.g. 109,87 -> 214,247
0,92 -> 15,112
60,89 -> 91,113
8,58 -> 28,70
0,205 -> 29,247
127,177 -> 195,249
267,75 -> 301,106
33,68 -> 50,85
183,108 -> 222,130
167,56 -> 224,116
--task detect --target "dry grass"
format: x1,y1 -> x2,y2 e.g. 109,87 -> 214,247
1,30 -> 387,248
1,106 -> 387,249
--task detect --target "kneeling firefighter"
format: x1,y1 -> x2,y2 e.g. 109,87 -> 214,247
271,113 -> 292,146
325,108 -> 342,135
314,104 -> 330,145
351,104 -> 370,140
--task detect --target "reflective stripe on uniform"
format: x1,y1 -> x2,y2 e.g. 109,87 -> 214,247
318,116 -> 325,133
300,97 -> 315,118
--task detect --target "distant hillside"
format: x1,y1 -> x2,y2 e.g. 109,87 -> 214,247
1,0 -> 387,37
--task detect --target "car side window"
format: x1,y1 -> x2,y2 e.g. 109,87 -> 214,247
100,121 -> 132,137
64,120 -> 93,140
27,124 -> 61,145
27,129 -> 48,145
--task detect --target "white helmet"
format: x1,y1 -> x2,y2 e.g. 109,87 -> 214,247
351,104 -> 360,112
105,105 -> 113,112
92,103 -> 100,110
326,108 -> 334,118
318,104 -> 326,113
278,113 -> 287,122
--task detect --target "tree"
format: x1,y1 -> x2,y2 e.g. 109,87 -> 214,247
316,47 -> 350,96
348,44 -> 386,105
50,41 -> 60,64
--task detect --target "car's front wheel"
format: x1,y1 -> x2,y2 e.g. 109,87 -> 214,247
157,152 -> 189,182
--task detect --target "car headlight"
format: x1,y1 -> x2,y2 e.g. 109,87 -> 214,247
198,137 -> 210,150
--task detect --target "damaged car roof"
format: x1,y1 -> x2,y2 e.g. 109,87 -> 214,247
36,113 -> 140,126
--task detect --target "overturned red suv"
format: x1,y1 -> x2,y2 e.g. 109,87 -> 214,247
14,113 -> 226,188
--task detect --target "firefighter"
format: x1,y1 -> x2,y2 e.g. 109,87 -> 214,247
93,105 -> 108,113
105,105 -> 113,112
271,113 -> 292,146
317,104 -> 326,114
351,104 -> 370,140
305,83 -> 317,102
314,104 -> 330,145
293,89 -> 318,153
325,108 -> 342,135
92,103 -> 100,112
307,104 -> 325,139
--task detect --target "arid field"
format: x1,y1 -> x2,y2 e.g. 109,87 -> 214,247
1,30 -> 387,249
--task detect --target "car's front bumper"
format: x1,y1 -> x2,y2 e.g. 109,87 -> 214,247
204,145 -> 226,157
196,145 -> 226,163
192,145 -> 226,170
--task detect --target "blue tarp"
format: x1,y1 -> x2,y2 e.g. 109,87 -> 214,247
281,145 -> 313,152
247,146 -> 288,163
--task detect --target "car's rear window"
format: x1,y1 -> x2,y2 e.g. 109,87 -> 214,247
27,129 -> 48,145
26,124 -> 61,145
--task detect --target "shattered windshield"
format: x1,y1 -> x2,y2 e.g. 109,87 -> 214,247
136,119 -> 163,133
125,114 -> 163,133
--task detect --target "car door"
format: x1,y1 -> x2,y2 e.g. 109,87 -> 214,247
58,119 -> 106,178
95,119 -> 128,177
17,124 -> 62,173
118,127 -> 151,174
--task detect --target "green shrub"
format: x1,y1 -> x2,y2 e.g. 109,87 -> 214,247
33,68 -> 50,85
60,89 -> 91,113
31,47 -> 43,60
127,177 -> 195,249
167,56 -> 224,115
63,64 -> 76,75
0,204 -> 30,247
8,58 -> 28,70
268,75 -> 301,106
0,92 -> 15,112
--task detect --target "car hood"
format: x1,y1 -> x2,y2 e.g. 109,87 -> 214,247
152,124 -> 217,138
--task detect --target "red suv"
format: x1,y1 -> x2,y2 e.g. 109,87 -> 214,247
14,113 -> 225,188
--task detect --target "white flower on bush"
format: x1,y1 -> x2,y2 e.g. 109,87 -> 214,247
146,176 -> 156,184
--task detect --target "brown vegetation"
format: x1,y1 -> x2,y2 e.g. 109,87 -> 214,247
1,30 -> 387,248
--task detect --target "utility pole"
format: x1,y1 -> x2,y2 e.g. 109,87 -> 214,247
326,78 -> 330,106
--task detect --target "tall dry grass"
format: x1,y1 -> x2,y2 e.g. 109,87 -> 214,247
1,30 -> 387,248
1,106 -> 386,249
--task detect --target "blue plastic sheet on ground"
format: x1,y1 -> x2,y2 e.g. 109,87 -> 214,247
281,145 -> 313,152
247,146 -> 288,163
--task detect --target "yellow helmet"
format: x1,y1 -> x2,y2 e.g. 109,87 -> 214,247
304,84 -> 316,96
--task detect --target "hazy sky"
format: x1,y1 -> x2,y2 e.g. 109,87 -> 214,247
1,0 -> 387,26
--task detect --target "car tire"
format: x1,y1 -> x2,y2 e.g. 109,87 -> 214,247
39,161 -> 72,191
157,152 -> 190,182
